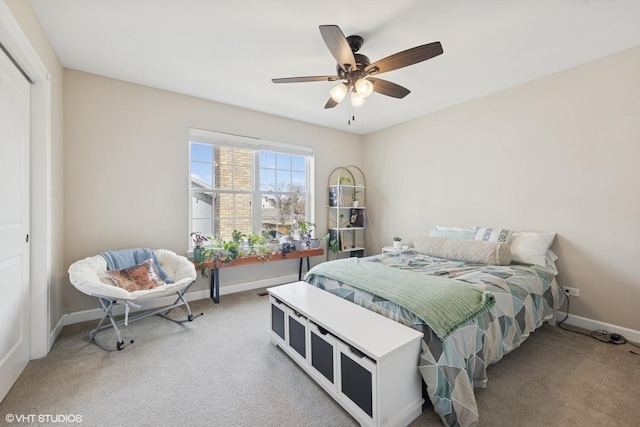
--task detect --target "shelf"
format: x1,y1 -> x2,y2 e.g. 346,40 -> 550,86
339,246 -> 365,253
328,166 -> 366,262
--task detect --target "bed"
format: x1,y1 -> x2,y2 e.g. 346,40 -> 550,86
304,230 -> 564,427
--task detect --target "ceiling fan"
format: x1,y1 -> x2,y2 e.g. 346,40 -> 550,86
272,25 -> 443,109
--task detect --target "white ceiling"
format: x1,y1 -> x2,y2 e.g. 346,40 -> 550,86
28,0 -> 640,135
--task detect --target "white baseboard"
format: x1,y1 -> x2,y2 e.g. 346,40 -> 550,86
61,274 -> 298,327
555,311 -> 640,344
48,314 -> 66,352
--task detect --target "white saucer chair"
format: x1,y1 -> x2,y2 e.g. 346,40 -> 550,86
68,248 -> 201,351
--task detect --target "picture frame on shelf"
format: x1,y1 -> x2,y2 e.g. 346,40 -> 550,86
329,186 -> 339,207
349,208 -> 366,228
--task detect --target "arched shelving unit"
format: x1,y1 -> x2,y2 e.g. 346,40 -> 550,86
326,165 -> 366,261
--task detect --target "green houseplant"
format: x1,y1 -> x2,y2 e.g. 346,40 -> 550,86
323,232 -> 339,254
190,232 -> 209,262
393,236 -> 402,249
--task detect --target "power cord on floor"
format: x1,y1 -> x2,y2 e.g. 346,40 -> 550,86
558,294 -> 640,355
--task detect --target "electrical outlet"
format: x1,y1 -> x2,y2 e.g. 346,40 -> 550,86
564,287 -> 580,297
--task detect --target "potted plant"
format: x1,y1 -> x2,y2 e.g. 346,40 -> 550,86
297,220 -> 315,249
352,189 -> 360,207
393,236 -> 402,249
323,232 -> 339,254
190,232 -> 209,262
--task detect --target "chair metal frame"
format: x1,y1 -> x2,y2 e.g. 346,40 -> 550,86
89,281 -> 202,351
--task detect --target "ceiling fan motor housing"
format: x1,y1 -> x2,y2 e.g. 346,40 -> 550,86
346,35 -> 364,52
337,47 -> 371,80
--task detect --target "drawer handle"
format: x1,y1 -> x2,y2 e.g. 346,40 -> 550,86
274,298 -> 283,305
348,345 -> 366,359
317,325 -> 329,335
293,309 -> 305,319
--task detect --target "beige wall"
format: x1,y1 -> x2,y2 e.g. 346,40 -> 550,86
5,0 -> 65,332
363,46 -> 640,331
63,69 -> 362,312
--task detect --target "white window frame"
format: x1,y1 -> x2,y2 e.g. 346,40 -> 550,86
188,128 -> 314,247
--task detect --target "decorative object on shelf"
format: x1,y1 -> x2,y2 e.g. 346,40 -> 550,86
309,238 -> 321,249
329,186 -> 340,207
349,208 -> 366,227
268,238 -> 280,254
393,236 -> 402,249
323,232 -> 339,254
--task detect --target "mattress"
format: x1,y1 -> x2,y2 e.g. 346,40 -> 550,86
304,249 -> 565,427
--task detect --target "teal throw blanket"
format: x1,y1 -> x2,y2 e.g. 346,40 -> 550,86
305,257 -> 495,340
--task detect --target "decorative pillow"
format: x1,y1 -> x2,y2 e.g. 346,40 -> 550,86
472,227 -> 513,243
429,228 -> 475,240
106,258 -> 165,292
414,236 -> 512,266
509,232 -> 556,269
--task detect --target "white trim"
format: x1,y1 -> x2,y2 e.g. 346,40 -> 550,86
555,311 -> 640,344
49,314 -> 65,349
189,127 -> 313,155
63,274 -> 298,326
0,1 -> 52,359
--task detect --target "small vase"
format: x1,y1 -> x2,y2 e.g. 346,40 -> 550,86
193,248 -> 204,262
268,239 -> 280,254
352,200 -> 359,208
393,241 -> 402,249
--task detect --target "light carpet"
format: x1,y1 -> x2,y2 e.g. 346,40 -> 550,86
1,289 -> 639,426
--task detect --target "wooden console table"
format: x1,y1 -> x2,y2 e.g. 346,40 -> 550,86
196,248 -> 324,303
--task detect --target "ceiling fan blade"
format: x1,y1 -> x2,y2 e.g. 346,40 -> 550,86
368,78 -> 411,99
324,98 -> 339,109
319,25 -> 356,72
365,41 -> 443,75
272,75 -> 340,84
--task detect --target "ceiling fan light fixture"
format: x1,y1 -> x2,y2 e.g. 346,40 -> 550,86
351,92 -> 366,108
355,78 -> 373,98
329,83 -> 348,103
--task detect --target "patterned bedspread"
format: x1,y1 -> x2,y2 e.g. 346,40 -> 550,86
304,249 -> 565,427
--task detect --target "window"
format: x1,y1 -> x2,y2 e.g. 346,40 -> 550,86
189,128 -> 313,245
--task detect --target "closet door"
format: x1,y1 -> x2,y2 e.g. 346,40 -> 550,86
0,46 -> 31,402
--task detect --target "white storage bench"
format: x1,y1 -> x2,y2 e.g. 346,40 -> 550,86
267,281 -> 424,427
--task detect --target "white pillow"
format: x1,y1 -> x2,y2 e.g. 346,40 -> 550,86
509,232 -> 556,269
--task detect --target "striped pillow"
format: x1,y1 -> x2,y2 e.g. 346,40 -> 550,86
472,227 -> 513,243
